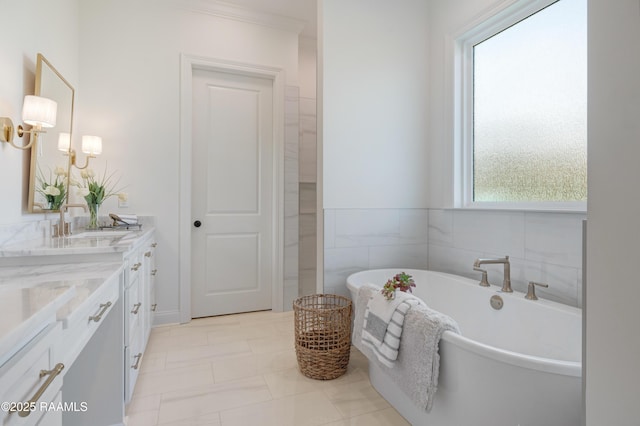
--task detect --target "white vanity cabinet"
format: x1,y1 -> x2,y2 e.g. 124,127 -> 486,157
0,323 -> 64,426
143,241 -> 158,346
123,248 -> 143,404
122,232 -> 157,404
58,266 -> 125,426
57,272 -> 121,369
0,225 -> 157,425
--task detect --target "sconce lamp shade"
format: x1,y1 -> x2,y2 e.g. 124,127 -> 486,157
22,95 -> 57,128
58,132 -> 71,152
82,135 -> 102,156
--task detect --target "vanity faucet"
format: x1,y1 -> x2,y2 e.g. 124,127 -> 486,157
56,203 -> 88,237
473,256 -> 512,293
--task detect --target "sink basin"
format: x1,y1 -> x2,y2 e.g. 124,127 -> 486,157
66,230 -> 134,239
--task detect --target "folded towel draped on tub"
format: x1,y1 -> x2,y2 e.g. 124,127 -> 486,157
353,283 -> 460,413
361,289 -> 422,367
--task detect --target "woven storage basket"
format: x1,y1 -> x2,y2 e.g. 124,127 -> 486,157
293,294 -> 353,380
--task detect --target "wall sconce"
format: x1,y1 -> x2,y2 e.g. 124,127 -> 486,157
59,133 -> 102,170
0,95 -> 57,150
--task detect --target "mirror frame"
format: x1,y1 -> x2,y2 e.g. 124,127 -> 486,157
27,53 -> 75,213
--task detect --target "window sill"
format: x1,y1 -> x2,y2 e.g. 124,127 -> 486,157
452,202 -> 587,214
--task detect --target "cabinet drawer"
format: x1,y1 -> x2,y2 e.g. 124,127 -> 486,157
125,253 -> 143,290
0,323 -> 63,426
58,274 -> 120,368
125,277 -> 141,344
124,328 -> 144,404
31,391 -> 61,426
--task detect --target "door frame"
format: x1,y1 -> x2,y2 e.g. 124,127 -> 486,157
179,53 -> 285,323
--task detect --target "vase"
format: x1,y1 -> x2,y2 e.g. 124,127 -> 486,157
87,202 -> 101,229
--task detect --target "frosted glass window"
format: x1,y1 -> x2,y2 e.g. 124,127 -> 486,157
473,0 -> 587,202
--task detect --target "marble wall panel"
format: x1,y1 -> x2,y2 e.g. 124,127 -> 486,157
323,208 -> 429,299
428,209 -> 586,307
299,97 -> 317,183
283,86 -> 299,309
0,220 -> 50,247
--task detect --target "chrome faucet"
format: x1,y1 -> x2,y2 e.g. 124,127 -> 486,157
473,256 -> 512,293
55,203 -> 88,237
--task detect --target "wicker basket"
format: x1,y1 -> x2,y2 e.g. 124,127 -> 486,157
293,294 -> 353,380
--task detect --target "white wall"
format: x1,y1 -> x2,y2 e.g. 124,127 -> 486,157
427,0 -> 509,208
321,0 -> 429,209
0,0 -> 79,224
77,0 -> 301,322
586,1 -> 640,424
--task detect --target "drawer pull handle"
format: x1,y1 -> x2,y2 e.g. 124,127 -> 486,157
151,242 -> 158,248
131,262 -> 142,271
131,353 -> 143,370
89,301 -> 112,322
131,302 -> 142,315
151,269 -> 158,276
151,303 -> 158,312
144,251 -> 152,258
16,363 -> 65,417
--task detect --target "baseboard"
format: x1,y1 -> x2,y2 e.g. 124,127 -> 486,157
152,310 -> 181,326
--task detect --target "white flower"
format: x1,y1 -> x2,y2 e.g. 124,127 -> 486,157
117,193 -> 128,202
54,166 -> 67,176
68,177 -> 81,188
80,169 -> 95,179
43,185 -> 61,196
77,187 -> 90,197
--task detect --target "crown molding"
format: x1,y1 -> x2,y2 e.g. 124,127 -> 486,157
180,0 -> 306,35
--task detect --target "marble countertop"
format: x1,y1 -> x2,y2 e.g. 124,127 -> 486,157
0,278 -> 75,366
0,260 -> 126,367
0,243 -> 129,365
0,227 -> 154,258
0,223 -> 154,366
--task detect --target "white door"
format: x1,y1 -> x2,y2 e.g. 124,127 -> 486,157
191,68 -> 274,318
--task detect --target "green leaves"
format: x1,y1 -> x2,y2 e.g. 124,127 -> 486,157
380,272 -> 416,300
77,164 -> 125,207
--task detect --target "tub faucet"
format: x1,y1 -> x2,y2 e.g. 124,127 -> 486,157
473,256 -> 512,293
525,281 -> 549,300
56,203 -> 88,237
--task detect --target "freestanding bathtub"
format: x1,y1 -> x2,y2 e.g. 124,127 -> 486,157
347,269 -> 582,426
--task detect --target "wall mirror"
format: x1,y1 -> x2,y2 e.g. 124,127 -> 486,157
27,53 -> 75,213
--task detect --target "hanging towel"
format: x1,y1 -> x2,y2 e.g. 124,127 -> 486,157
353,284 -> 460,413
361,289 -> 421,367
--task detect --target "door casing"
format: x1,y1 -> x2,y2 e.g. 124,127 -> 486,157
179,53 -> 285,323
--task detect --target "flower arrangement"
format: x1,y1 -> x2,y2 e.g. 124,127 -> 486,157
74,166 -> 125,228
36,166 -> 67,211
381,272 -> 416,300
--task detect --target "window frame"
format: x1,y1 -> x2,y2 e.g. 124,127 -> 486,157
454,0 -> 587,212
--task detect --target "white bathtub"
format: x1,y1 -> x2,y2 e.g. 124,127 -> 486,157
347,269 -> 582,426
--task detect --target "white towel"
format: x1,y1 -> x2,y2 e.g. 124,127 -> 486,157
353,284 -> 460,412
361,289 -> 421,367
117,214 -> 138,225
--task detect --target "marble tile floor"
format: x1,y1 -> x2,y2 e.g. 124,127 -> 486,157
125,310 -> 409,426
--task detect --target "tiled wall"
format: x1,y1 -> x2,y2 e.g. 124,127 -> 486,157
321,208 -> 585,308
428,209 -> 586,307
283,86 -> 300,309
299,97 -> 317,184
323,209 -> 429,298
298,95 -> 317,297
